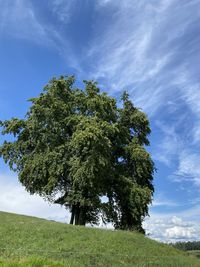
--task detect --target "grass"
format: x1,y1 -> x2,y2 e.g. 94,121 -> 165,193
187,250 -> 200,259
0,211 -> 199,267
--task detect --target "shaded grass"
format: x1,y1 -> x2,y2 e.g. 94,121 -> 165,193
0,211 -> 199,267
187,250 -> 200,259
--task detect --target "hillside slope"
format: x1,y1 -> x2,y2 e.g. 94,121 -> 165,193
0,211 -> 199,267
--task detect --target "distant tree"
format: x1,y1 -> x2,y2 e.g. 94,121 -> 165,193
0,76 -> 154,231
171,241 -> 200,251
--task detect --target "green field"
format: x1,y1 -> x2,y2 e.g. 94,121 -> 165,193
187,250 -> 200,259
0,211 -> 199,267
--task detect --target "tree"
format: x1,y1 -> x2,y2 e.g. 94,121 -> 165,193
0,76 -> 154,231
101,92 -> 154,232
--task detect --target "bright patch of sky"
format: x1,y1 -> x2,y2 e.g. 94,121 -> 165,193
0,0 -> 200,242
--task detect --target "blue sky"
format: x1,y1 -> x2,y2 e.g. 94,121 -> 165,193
1,0 -> 200,242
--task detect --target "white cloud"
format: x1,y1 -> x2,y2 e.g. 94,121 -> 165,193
170,216 -> 192,227
0,172 -> 68,222
172,151 -> 200,187
144,213 -> 200,242
164,226 -> 195,240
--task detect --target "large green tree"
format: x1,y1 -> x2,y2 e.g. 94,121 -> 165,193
0,76 -> 154,231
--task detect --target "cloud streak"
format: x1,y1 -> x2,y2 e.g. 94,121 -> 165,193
0,0 -> 81,71
87,0 -> 200,121
50,0 -> 75,24
173,151 -> 200,187
0,0 -> 47,44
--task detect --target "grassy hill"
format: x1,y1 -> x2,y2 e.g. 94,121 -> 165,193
187,250 -> 200,259
0,211 -> 199,267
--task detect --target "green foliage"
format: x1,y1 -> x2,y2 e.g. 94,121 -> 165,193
0,76 -> 154,230
0,212 -> 200,267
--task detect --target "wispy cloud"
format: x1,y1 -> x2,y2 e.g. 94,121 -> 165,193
87,1 -> 175,110
86,0 -> 200,119
153,119 -> 200,190
50,0 -> 76,24
152,121 -> 181,166
172,151 -> 200,187
0,0 -> 60,47
0,0 -> 85,73
152,195 -> 180,208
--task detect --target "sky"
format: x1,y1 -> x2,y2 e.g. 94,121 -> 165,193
0,0 -> 200,243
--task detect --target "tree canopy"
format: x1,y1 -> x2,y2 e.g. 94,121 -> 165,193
0,76 -> 155,232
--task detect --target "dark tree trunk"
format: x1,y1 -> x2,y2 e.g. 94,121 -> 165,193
70,205 -> 75,225
73,204 -> 87,226
74,204 -> 80,225
79,207 -> 86,226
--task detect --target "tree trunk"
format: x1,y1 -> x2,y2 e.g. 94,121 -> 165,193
74,204 -> 80,225
73,205 -> 86,226
79,207 -> 86,226
70,205 -> 75,225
